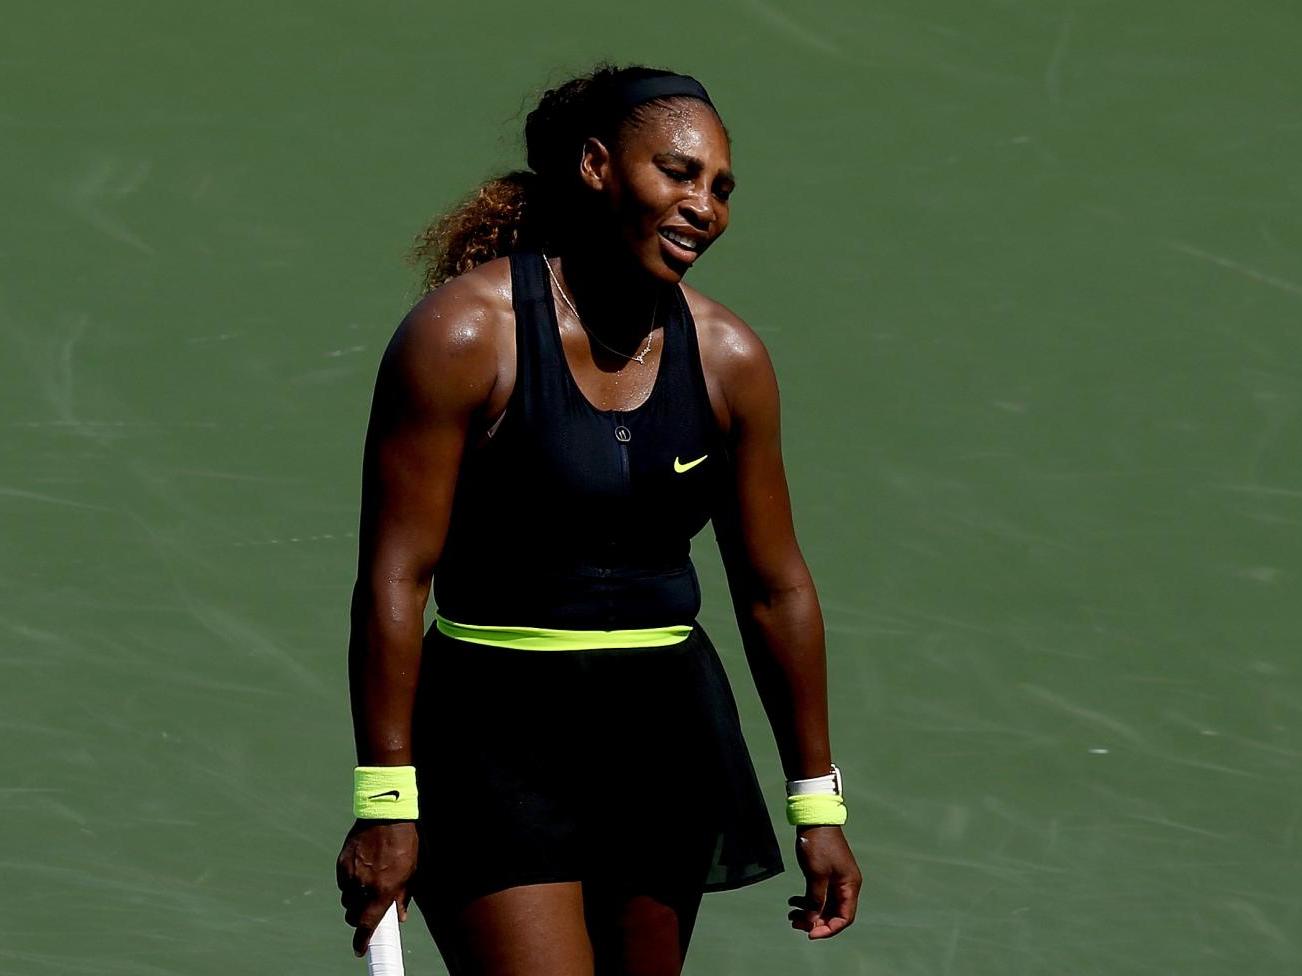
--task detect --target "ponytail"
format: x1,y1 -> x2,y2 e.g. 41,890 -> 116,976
408,170 -> 541,293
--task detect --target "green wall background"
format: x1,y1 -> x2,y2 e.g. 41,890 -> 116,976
3,1 -> 1300,973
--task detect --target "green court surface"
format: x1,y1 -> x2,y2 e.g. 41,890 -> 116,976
3,2 -> 1300,973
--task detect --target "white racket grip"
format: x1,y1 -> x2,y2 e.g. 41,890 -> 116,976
366,901 -> 405,976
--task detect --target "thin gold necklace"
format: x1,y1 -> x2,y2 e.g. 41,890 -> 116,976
542,253 -> 659,365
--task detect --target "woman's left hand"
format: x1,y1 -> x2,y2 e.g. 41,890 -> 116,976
788,825 -> 861,939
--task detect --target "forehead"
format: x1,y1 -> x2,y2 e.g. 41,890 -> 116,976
621,99 -> 731,163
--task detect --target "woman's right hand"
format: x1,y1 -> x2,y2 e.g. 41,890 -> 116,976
336,820 -> 420,956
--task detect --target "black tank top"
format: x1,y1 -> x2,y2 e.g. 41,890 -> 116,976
432,250 -> 731,630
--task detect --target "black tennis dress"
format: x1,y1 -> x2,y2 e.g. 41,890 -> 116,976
411,250 -> 784,909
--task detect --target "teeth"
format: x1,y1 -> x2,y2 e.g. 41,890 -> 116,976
662,230 -> 699,252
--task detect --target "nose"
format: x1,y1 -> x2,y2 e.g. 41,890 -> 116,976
679,186 -> 716,230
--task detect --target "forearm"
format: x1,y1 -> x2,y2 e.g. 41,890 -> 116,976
731,574 -> 833,781
347,577 -> 430,766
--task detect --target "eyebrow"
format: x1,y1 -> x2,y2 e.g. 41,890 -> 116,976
654,151 -> 737,187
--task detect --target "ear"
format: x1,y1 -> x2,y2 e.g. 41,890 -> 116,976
578,136 -> 613,192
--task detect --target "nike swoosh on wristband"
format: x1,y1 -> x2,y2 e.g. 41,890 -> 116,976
368,790 -> 401,800
673,454 -> 708,473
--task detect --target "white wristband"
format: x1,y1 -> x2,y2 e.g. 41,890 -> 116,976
785,763 -> 842,796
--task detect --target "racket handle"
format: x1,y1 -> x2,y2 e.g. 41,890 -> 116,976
366,901 -> 405,976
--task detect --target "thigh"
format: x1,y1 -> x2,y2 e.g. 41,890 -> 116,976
415,882 -> 594,976
582,878 -> 706,976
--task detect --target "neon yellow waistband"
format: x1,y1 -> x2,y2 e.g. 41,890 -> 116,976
434,613 -> 693,651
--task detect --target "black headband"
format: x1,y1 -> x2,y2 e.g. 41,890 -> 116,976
609,73 -> 714,117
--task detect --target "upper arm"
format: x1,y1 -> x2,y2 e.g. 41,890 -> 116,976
706,308 -> 811,597
356,281 -> 502,590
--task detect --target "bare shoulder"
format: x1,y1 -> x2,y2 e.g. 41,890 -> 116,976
680,283 -> 778,419
380,257 -> 514,410
388,257 -> 513,367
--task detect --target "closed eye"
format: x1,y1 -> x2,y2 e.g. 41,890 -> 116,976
653,152 -> 736,203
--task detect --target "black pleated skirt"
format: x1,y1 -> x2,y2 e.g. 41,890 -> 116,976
410,621 -> 784,910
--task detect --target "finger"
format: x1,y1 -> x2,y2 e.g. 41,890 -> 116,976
344,901 -> 364,929
344,893 -> 371,928
352,917 -> 375,957
396,886 -> 409,923
807,916 -> 847,939
804,872 -> 829,907
340,879 -> 370,912
807,880 -> 859,939
342,883 -> 374,926
803,875 -> 830,927
830,877 -> 860,928
352,897 -> 392,957
341,885 -> 362,918
352,922 -> 374,957
787,891 -> 823,933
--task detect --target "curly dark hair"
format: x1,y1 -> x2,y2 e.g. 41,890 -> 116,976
409,63 -> 723,292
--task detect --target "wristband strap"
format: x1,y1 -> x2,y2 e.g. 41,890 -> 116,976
353,765 -> 419,820
786,793 -> 848,826
786,762 -> 842,796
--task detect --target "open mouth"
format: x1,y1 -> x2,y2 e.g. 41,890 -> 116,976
658,228 -> 704,262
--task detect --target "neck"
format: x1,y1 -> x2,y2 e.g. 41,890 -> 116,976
552,245 -> 663,347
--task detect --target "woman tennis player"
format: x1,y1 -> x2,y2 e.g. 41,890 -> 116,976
336,63 -> 861,974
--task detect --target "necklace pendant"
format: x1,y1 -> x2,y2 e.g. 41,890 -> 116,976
542,253 -> 659,366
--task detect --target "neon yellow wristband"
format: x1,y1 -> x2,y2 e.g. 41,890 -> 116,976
786,793 -> 847,826
353,765 -> 419,820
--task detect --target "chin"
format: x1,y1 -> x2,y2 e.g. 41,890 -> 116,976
655,259 -> 690,282
645,243 -> 694,283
